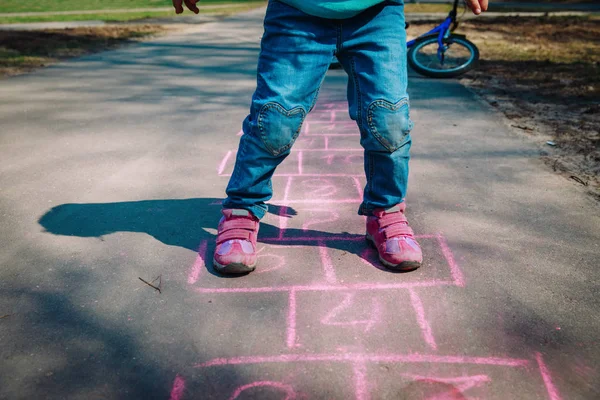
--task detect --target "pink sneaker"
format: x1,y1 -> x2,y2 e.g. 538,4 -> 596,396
366,203 -> 422,271
213,209 -> 259,274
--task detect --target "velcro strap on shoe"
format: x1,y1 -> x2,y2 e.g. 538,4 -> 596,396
231,209 -> 250,217
384,205 -> 401,213
378,214 -> 408,228
383,224 -> 414,238
219,219 -> 256,233
216,229 -> 253,244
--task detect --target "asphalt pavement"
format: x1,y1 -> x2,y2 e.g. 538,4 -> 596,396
0,6 -> 599,400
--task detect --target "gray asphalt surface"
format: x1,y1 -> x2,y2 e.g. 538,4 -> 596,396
1,7 -> 599,400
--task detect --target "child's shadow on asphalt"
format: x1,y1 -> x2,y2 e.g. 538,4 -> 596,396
38,198 -> 386,277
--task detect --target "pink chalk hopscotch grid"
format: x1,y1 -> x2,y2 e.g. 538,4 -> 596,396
175,102 -> 563,399
188,233 -> 463,350
170,352 -> 561,400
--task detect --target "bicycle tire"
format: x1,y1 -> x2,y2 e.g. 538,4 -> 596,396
408,34 -> 479,78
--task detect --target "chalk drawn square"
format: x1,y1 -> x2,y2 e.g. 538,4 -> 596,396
274,176 -> 364,204
291,290 -> 432,353
188,291 -> 291,355
325,135 -> 364,151
298,150 -> 364,176
370,360 -> 555,400
302,121 -> 358,136
318,235 -> 464,287
307,101 -> 349,119
313,100 -> 348,110
190,351 -> 544,400
261,204 -> 365,237
372,363 -> 494,399
305,109 -> 350,123
292,135 -> 327,150
193,244 -> 330,290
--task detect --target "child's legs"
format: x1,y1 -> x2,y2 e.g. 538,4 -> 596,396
337,1 -> 412,216
223,0 -> 336,219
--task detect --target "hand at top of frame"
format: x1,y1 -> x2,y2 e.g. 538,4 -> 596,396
465,0 -> 489,15
172,0 -> 200,14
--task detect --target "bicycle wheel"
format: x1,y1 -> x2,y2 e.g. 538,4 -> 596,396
408,34 -> 479,78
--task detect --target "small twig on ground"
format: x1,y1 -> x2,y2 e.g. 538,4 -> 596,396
0,314 -> 13,319
139,277 -> 161,293
511,124 -> 534,131
151,275 -> 162,292
569,175 -> 588,186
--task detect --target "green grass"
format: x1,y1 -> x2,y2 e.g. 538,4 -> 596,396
0,47 -> 46,67
0,2 -> 267,24
0,12 -> 174,24
0,0 -> 261,14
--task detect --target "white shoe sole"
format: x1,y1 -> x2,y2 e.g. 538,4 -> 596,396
365,233 -> 421,272
213,258 -> 256,274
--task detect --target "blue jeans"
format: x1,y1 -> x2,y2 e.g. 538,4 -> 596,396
223,0 -> 412,219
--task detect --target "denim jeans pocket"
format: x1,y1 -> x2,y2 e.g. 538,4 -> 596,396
258,102 -> 306,156
365,98 -> 413,152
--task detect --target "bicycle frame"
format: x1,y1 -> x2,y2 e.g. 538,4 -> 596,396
406,17 -> 453,49
406,0 -> 461,62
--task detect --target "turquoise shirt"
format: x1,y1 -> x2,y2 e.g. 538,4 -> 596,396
279,0 -> 390,19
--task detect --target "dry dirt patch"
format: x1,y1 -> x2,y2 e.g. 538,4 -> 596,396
409,15 -> 600,199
